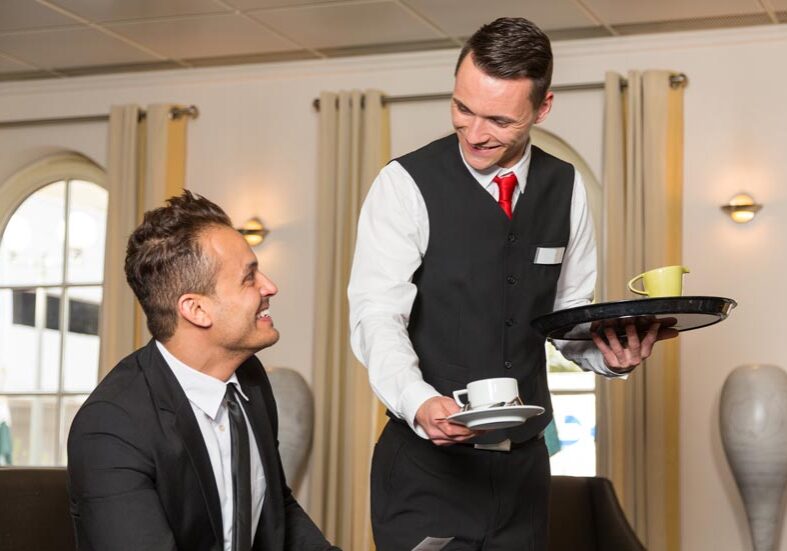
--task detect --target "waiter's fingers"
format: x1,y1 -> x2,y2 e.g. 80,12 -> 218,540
604,326 -> 627,365
639,322 -> 661,358
432,426 -> 483,446
437,420 -> 474,439
625,323 -> 641,360
591,331 -> 619,367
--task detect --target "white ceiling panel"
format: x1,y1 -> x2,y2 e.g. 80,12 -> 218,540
0,0 -> 78,32
0,27 -> 159,69
107,14 -> 296,60
405,0 -> 596,36
584,0 -> 765,25
48,0 -> 229,22
251,1 -> 442,49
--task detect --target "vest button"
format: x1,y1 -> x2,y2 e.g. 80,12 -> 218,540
504,361 -> 513,369
507,232 -> 517,243
505,318 -> 515,327
506,275 -> 518,285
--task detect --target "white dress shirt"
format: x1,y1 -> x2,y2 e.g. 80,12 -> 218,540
348,141 -> 622,437
156,341 -> 265,550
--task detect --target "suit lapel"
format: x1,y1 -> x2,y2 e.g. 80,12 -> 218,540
138,341 -> 224,547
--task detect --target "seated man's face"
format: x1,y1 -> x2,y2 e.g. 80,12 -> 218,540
200,225 -> 279,355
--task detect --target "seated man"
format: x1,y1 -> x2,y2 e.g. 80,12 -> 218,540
68,191 -> 339,551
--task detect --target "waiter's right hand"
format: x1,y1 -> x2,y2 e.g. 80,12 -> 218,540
415,396 -> 482,446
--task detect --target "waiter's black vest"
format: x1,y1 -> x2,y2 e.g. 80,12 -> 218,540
397,134 -> 575,442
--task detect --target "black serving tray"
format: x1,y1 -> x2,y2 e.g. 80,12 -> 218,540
531,296 -> 737,341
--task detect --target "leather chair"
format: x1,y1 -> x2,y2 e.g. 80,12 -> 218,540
549,476 -> 645,551
0,467 -> 75,551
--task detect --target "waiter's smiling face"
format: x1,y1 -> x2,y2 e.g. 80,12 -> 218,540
452,53 -> 553,171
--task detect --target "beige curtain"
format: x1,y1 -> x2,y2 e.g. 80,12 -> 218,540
597,71 -> 684,551
98,104 -> 189,379
309,90 -> 390,551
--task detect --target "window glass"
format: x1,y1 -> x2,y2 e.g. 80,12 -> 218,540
66,181 -> 108,284
547,342 -> 597,476
0,287 -> 61,392
5,396 -> 58,466
0,168 -> 106,466
63,286 -> 102,392
0,182 -> 66,287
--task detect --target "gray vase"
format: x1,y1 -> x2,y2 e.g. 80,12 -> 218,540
266,367 -> 314,493
720,364 -> 787,551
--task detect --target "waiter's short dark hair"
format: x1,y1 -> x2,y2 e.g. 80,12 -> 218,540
125,190 -> 233,342
456,17 -> 553,107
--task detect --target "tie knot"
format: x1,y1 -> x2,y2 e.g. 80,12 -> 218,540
493,172 -> 518,202
225,383 -> 240,406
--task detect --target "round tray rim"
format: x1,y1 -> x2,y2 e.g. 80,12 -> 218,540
531,295 -> 737,340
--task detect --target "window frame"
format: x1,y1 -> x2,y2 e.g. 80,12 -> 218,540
0,153 -> 107,465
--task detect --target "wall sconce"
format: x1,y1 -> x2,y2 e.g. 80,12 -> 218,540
721,193 -> 762,224
237,217 -> 269,246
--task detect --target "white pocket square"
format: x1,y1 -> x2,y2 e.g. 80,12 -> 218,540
534,246 -> 565,265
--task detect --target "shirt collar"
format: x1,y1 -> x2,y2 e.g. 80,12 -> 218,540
156,340 -> 249,421
458,139 -> 532,195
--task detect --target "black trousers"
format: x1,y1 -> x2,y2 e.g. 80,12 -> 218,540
371,420 -> 550,551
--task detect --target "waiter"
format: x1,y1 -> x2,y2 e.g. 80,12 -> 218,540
348,17 -> 674,550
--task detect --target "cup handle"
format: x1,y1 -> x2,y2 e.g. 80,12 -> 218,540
452,389 -> 469,408
627,273 -> 648,296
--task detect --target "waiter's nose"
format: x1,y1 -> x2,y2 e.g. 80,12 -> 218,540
465,117 -> 489,144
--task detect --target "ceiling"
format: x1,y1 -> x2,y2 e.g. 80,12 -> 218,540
0,0 -> 784,82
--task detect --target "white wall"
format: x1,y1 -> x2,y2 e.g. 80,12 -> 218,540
2,24 -> 787,549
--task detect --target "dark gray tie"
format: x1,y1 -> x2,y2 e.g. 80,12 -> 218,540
226,384 -> 252,551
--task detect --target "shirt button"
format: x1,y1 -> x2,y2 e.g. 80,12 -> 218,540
504,361 -> 513,369
507,232 -> 517,243
219,425 -> 225,432
506,275 -> 518,285
505,318 -> 515,327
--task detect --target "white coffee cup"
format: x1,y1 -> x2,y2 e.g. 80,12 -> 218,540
452,377 -> 520,410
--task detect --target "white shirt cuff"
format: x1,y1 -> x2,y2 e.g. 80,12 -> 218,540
399,380 -> 441,439
555,340 -> 630,379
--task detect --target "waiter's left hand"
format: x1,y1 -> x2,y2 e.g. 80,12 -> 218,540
591,321 -> 679,373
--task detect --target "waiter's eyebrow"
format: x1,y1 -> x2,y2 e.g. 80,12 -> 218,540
453,98 -> 472,113
453,98 -> 516,125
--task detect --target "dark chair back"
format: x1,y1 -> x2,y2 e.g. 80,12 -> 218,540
0,467 -> 75,551
549,475 -> 646,551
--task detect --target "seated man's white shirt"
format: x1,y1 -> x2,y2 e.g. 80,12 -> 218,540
156,341 -> 265,550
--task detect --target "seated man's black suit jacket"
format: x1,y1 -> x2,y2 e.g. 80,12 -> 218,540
67,339 -> 337,551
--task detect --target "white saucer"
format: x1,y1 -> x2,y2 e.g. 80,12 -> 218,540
447,404 -> 545,430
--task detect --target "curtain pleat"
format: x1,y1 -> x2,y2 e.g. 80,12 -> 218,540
98,105 -> 142,380
309,89 -> 389,551
598,71 -> 684,551
98,104 -> 189,379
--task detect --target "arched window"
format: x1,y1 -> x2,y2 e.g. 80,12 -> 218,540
0,154 -> 107,466
532,127 -> 602,477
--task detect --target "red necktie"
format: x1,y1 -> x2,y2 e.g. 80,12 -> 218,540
493,172 -> 518,219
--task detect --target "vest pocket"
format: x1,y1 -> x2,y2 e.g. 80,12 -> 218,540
529,242 -> 567,265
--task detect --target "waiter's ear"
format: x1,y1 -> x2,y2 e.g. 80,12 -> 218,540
534,91 -> 554,124
178,294 -> 213,329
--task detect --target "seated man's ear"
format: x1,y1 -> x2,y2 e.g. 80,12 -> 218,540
178,294 -> 212,329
